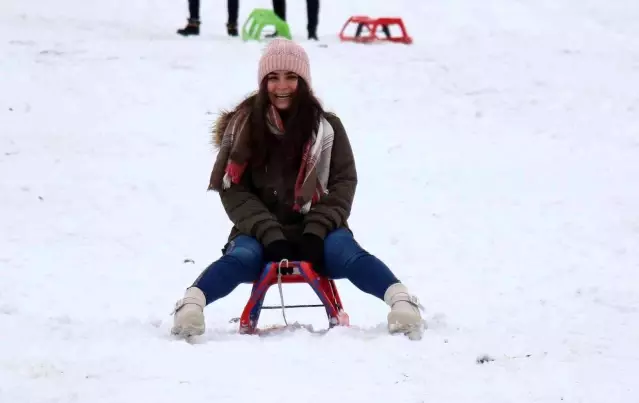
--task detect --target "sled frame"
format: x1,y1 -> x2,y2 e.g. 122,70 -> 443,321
239,260 -> 349,334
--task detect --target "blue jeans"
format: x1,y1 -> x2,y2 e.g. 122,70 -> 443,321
192,228 -> 399,305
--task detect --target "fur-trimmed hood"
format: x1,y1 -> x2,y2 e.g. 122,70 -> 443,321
211,110 -> 237,148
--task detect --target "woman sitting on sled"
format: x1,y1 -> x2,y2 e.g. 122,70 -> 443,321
171,38 -> 423,338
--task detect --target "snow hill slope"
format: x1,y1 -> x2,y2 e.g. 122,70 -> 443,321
1,0 -> 639,402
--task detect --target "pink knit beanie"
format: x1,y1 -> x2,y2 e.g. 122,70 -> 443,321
258,38 -> 312,87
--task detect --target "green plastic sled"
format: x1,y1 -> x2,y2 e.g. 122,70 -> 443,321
241,8 -> 292,41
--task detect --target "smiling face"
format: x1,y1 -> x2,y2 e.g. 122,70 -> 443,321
266,70 -> 299,110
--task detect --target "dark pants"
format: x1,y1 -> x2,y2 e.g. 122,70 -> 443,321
187,0 -> 239,25
192,228 -> 400,305
272,0 -> 320,36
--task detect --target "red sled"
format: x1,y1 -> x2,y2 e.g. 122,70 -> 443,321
339,16 -> 413,45
239,260 -> 350,334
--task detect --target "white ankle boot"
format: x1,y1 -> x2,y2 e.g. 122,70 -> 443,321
171,287 -> 206,337
384,283 -> 425,339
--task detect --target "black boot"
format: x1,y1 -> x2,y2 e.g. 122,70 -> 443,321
227,22 -> 238,36
177,19 -> 200,36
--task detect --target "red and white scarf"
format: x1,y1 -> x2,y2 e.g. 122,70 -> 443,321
209,105 -> 334,214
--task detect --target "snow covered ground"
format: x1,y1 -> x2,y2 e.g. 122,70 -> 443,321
2,0 -> 639,401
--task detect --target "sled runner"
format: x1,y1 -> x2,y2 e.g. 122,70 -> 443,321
238,260 -> 350,334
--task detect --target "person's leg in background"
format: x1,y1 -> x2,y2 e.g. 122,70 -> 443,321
272,0 -> 286,21
266,0 -> 286,38
268,0 -> 320,40
177,0 -> 201,36
306,0 -> 319,40
227,0 -> 239,36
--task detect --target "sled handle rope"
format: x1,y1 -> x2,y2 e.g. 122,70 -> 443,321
277,259 -> 289,325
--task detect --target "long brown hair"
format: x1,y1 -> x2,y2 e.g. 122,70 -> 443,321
240,78 -> 325,168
